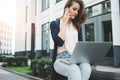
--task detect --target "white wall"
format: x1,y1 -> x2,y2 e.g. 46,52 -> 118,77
111,0 -> 120,45
15,0 -> 26,51
15,0 -> 36,52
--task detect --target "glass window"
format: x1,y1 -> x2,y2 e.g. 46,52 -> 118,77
86,1 -> 111,17
56,0 -> 62,3
102,1 -> 111,13
86,6 -> 92,17
42,0 -> 49,11
85,23 -> 94,41
42,22 -> 50,53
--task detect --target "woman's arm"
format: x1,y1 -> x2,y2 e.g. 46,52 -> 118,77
58,22 -> 66,41
78,29 -> 83,41
50,21 -> 65,46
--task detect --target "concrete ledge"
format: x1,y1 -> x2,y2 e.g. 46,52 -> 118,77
90,65 -> 120,80
90,70 -> 120,80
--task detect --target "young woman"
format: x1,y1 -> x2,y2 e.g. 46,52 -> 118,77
50,0 -> 91,80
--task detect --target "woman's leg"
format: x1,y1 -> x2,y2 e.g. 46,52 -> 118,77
54,59 -> 82,80
79,63 -> 91,80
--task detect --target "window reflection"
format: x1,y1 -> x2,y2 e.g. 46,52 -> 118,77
85,23 -> 94,41
102,1 -> 111,13
42,0 -> 49,11
86,0 -> 111,17
42,22 -> 50,54
86,6 -> 92,17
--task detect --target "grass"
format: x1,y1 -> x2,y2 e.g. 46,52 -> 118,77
6,66 -> 32,75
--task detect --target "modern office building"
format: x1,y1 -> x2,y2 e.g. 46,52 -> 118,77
15,0 -> 120,66
0,21 -> 13,55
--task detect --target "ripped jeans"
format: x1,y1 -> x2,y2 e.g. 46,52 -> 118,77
54,51 -> 91,80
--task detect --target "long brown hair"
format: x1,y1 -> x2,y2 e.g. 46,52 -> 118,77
63,0 -> 87,31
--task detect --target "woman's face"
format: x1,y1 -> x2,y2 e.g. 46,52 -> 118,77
69,1 -> 80,20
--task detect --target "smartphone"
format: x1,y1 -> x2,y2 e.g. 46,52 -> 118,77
65,8 -> 69,13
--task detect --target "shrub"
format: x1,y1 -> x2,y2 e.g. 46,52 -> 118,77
3,56 -> 28,66
0,56 -> 5,62
31,57 -> 52,79
4,57 -> 13,66
13,57 -> 28,66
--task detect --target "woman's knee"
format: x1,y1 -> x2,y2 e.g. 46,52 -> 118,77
79,63 -> 91,73
68,64 -> 80,73
53,59 -> 70,76
68,64 -> 82,79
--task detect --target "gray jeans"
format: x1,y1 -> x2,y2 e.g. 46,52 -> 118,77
54,51 -> 91,80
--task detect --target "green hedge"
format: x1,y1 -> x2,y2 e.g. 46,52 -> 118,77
0,56 -> 5,62
3,56 -> 28,67
31,57 -> 52,79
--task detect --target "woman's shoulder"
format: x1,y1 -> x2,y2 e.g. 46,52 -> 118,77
50,19 -> 60,28
50,19 -> 60,25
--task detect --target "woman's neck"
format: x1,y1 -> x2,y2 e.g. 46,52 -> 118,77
61,18 -> 72,26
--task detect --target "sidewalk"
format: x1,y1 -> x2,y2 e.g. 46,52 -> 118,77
0,68 -> 28,80
0,63 -> 42,80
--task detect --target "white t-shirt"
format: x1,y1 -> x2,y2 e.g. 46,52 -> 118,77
57,20 -> 78,55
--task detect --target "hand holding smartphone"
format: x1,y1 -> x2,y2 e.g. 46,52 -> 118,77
58,8 -> 70,41
62,7 -> 71,24
65,8 -> 70,17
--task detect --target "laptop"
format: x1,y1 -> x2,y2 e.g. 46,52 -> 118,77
61,41 -> 112,65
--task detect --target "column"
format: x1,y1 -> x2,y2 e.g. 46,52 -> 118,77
50,0 -> 56,21
111,0 -> 120,67
49,0 -> 56,57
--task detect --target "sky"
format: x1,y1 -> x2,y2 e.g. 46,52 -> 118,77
0,0 -> 16,26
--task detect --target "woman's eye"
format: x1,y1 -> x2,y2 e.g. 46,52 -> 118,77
73,8 -> 79,12
73,8 -> 79,13
73,8 -> 77,10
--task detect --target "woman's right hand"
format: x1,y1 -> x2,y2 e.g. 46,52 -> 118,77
58,8 -> 71,41
58,8 -> 70,41
62,8 -> 71,25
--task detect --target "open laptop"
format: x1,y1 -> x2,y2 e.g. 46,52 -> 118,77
61,41 -> 112,65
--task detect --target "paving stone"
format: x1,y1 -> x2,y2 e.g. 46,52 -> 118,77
0,66 -> 42,80
0,69 -> 29,80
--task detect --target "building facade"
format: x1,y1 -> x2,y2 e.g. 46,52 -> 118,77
15,0 -> 120,66
15,0 -> 36,58
0,21 -> 13,55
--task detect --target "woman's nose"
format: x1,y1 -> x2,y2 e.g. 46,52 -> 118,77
75,11 -> 78,15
